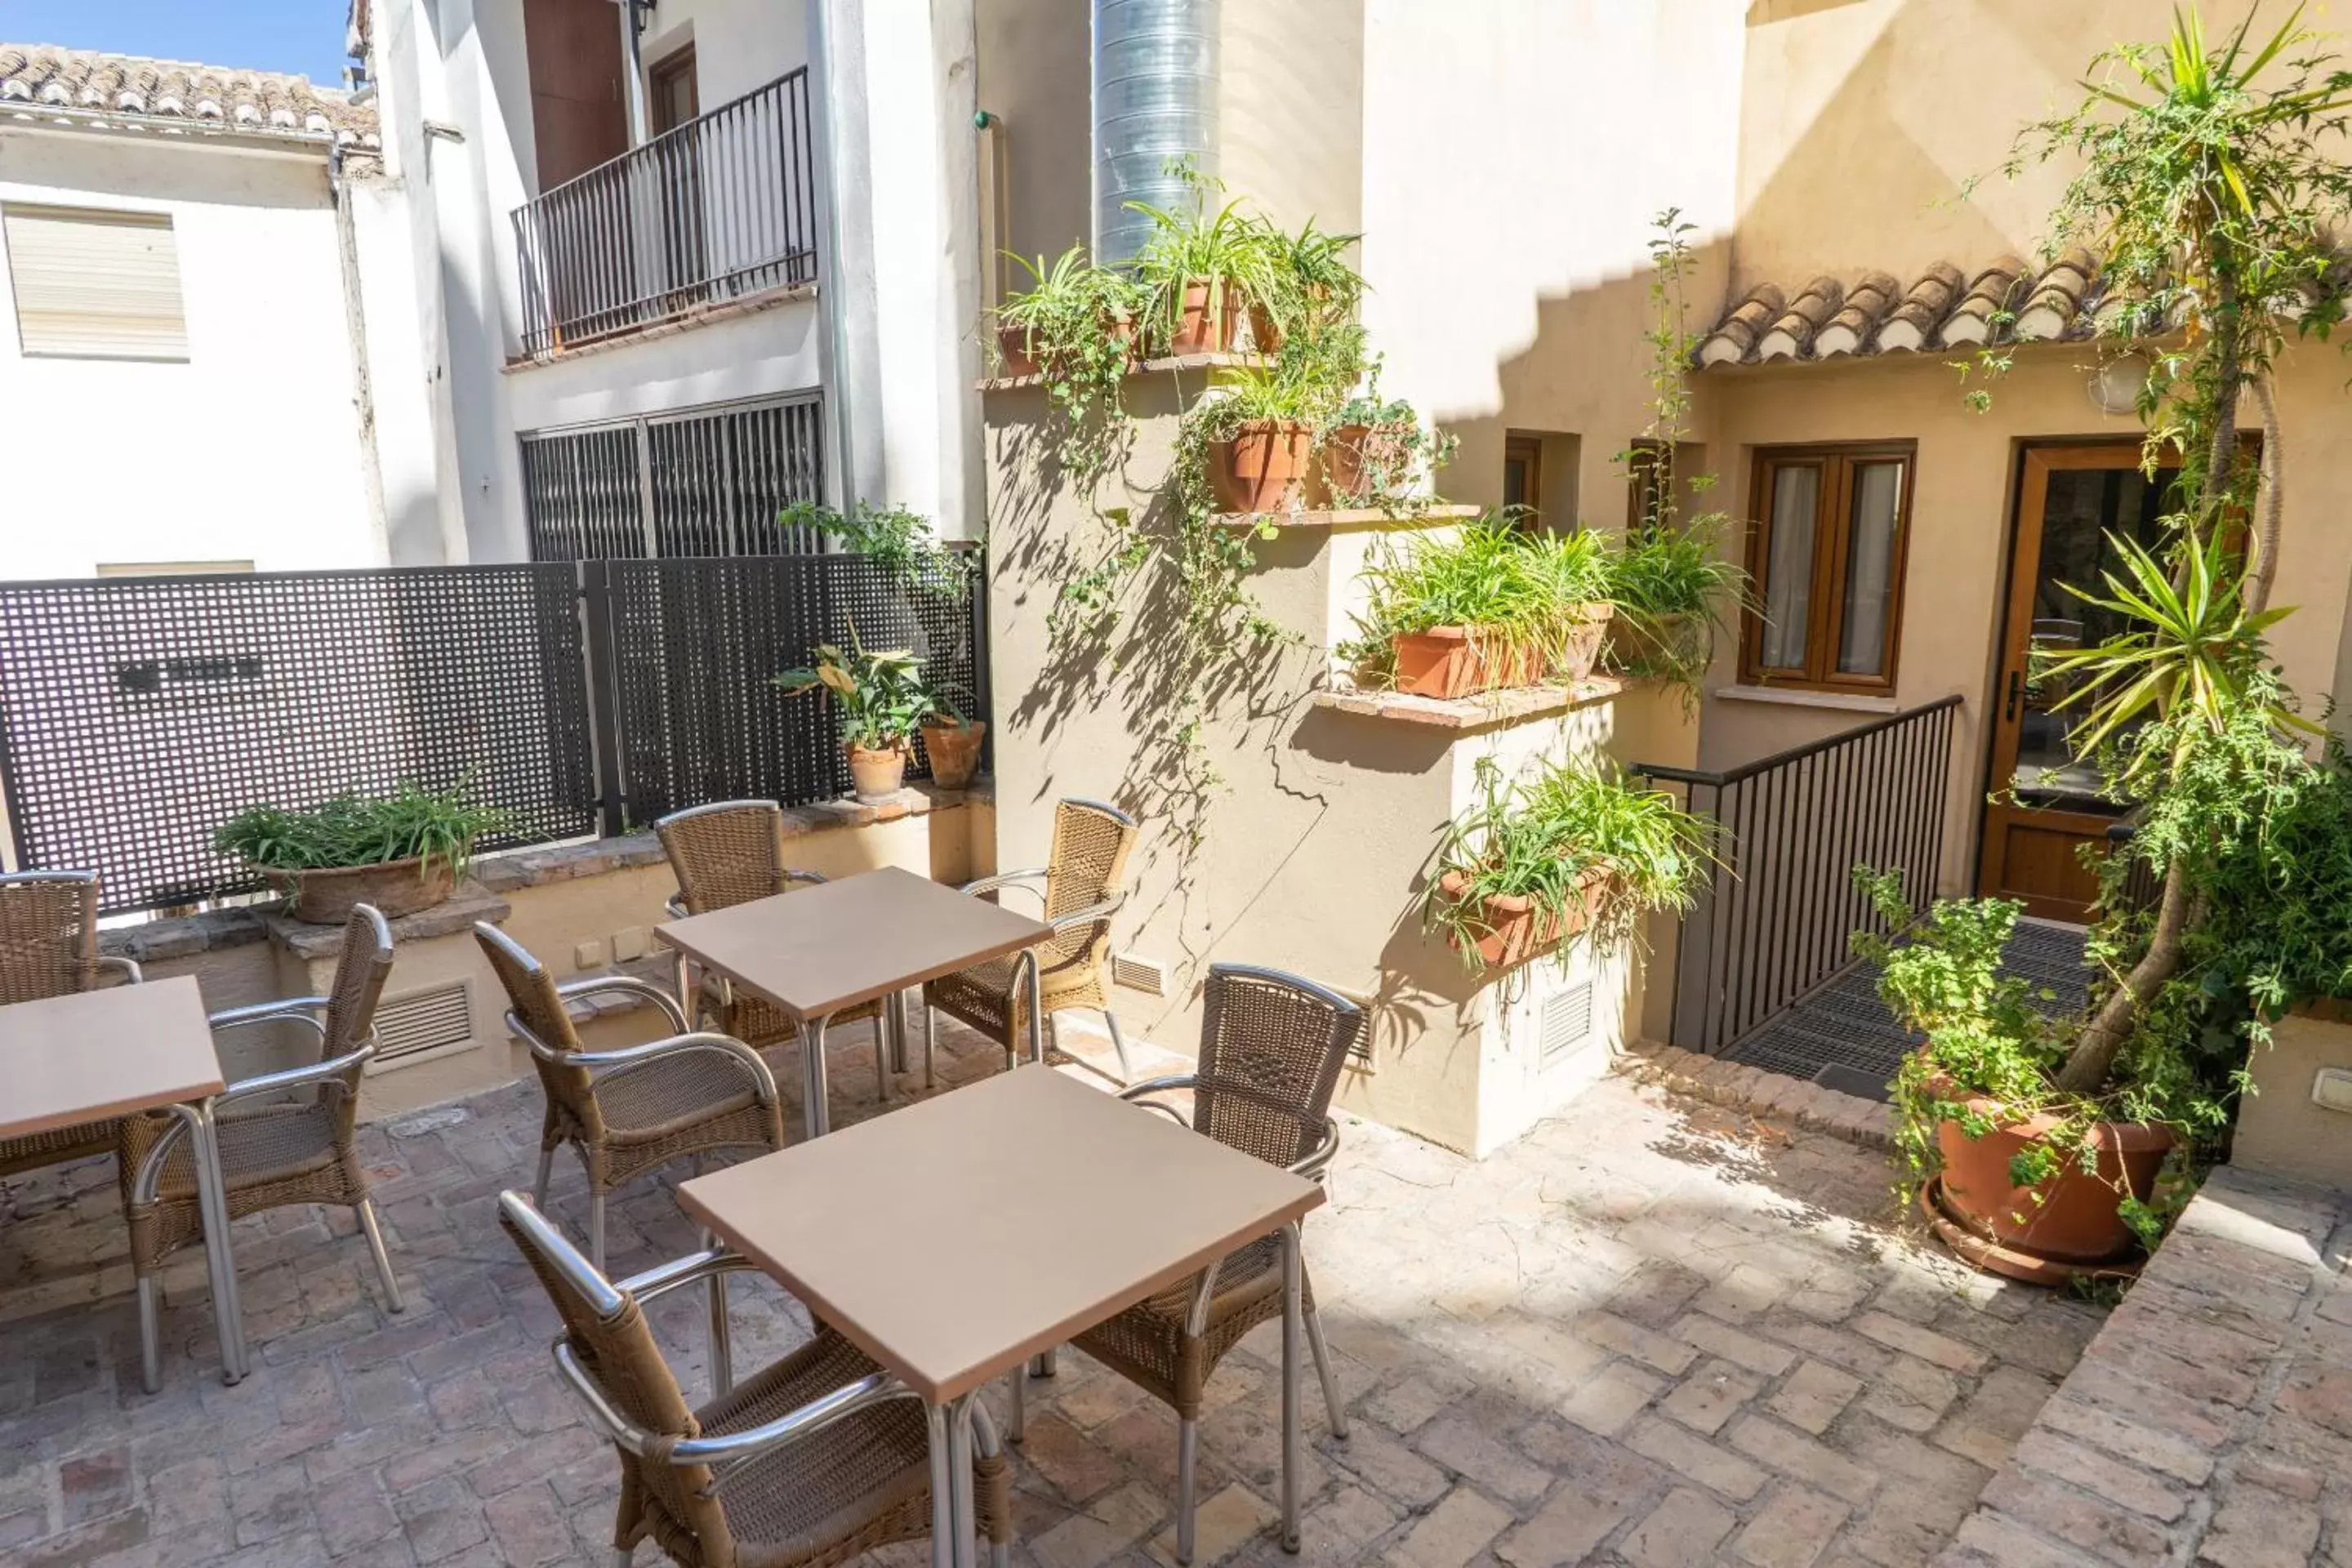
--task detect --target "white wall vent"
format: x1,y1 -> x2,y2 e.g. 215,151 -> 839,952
1111,951 -> 1168,997
1539,982 -> 1595,1069
371,980 -> 474,1069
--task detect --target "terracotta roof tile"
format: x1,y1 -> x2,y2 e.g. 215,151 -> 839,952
0,43 -> 376,149
1696,253 -> 2109,366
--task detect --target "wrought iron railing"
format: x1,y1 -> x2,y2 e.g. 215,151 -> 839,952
512,68 -> 818,360
1635,694 -> 1962,1055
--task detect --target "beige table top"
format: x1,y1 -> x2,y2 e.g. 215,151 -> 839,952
678,1064 -> 1324,1404
0,976 -> 224,1138
656,865 -> 1054,1022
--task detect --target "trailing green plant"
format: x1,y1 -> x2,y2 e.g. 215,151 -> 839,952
1128,160 -> 1284,352
781,500 -> 978,605
773,619 -> 951,751
1316,354 -> 1457,509
1250,214 -> 1365,343
215,777 -> 508,882
1424,755 -> 1712,972
995,243 -> 1147,490
1341,518 -> 1609,684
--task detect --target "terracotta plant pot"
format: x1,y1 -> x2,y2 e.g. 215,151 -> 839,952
1556,602 -> 1617,684
1437,866 -> 1610,969
1602,610 -> 1689,675
1312,423 -> 1410,506
995,322 -> 1040,379
1247,301 -> 1284,354
270,855 -> 454,925
845,741 -> 909,804
1169,278 -> 1241,355
1929,1080 -> 2175,1270
1391,626 -> 1540,700
1208,419 -> 1316,513
920,717 -> 987,790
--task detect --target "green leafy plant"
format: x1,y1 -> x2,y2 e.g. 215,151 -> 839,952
215,777 -> 508,882
1127,160 -> 1283,353
1343,518 -> 1610,684
1425,755 -> 1712,971
995,243 -> 1147,490
774,621 -> 949,751
1316,354 -> 1457,509
1601,519 -> 1748,692
782,500 -> 978,606
1250,215 -> 1365,343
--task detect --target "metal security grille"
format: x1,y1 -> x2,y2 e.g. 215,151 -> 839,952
593,554 -> 984,824
0,567 -> 595,914
521,397 -> 824,562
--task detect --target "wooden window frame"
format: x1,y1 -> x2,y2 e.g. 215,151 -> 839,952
1626,438 -> 1667,531
1741,441 -> 1916,693
1503,435 -> 1543,528
649,44 -> 699,133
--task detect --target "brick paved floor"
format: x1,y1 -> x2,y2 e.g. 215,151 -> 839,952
0,1019 -> 2106,1566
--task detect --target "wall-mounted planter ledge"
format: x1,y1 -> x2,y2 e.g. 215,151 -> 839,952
98,777 -> 993,966
1311,677 -> 1622,731
975,351 -> 1270,392
1213,503 -> 1481,531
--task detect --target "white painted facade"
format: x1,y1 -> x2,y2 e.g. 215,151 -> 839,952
0,127 -> 421,580
360,0 -> 985,560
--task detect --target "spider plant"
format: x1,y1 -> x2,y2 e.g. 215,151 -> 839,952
1250,214 -> 1365,341
1600,518 -> 1750,688
1127,160 -> 1282,351
1424,755 -> 1713,971
214,776 -> 508,881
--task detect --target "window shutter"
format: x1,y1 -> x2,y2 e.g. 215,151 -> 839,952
3,206 -> 189,361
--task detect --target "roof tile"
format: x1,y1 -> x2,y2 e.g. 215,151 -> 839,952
1697,254 -> 2113,366
0,43 -> 376,149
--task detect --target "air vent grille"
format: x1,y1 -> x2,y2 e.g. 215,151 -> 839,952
1539,982 -> 1595,1068
1111,951 -> 1167,997
373,980 -> 473,1066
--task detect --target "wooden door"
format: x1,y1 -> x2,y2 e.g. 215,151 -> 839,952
523,0 -> 629,191
1977,445 -> 2174,921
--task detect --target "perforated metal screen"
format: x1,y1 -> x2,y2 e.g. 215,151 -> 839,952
599,555 -> 984,823
0,567 -> 596,914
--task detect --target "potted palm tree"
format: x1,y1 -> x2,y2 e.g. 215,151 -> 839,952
775,626 -> 951,803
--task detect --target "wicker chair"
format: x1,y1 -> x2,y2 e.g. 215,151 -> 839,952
120,904 -> 402,1392
497,1190 -> 1013,1568
924,799 -> 1138,1080
1062,964 -> 1361,1565
476,923 -> 785,1272
654,800 -> 892,1081
0,871 -> 143,1182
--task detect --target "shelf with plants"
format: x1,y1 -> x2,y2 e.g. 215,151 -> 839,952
1423,755 -> 1712,973
1310,674 -> 1624,731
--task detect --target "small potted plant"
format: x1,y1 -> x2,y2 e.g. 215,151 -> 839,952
993,243 -> 1143,381
1425,757 -> 1711,973
1246,215 -> 1365,352
215,777 -> 506,924
1599,519 -> 1748,693
1312,359 -> 1455,507
1351,519 -> 1614,698
1200,360 -> 1321,514
775,625 -> 947,803
1129,160 -> 1279,356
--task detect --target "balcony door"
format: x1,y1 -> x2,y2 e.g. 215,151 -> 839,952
1977,445 -> 2173,922
523,0 -> 628,191
648,46 -> 707,310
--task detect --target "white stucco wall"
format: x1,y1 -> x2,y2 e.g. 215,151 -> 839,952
0,130 -> 385,579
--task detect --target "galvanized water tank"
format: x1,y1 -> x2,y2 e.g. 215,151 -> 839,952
1091,0 -> 1218,266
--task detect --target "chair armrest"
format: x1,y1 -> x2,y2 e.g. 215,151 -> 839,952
959,868 -> 1047,898
1289,1116 -> 1341,1182
1119,1073 -> 1196,1127
664,894 -> 688,920
552,1341 -> 914,1470
208,997 -> 332,1036
617,1248 -> 768,1303
1046,889 -> 1127,936
217,1044 -> 376,1106
531,1030 -> 780,1105
555,974 -> 690,1033
93,955 -> 143,987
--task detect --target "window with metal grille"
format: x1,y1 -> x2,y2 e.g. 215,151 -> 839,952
3,204 -> 189,361
519,395 -> 825,561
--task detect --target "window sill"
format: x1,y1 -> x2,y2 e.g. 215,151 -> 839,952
1713,684 -> 1900,715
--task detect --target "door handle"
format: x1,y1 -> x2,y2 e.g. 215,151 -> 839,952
2005,668 -> 2023,723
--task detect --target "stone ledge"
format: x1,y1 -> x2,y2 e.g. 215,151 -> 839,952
1214,503 -> 1479,531
1311,677 -> 1624,732
1620,1042 -> 1895,1152
100,905 -> 270,964
976,350 -> 1268,391
474,833 -> 668,894
266,884 -> 514,962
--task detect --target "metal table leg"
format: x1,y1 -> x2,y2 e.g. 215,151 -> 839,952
173,1101 -> 247,1385
1021,951 -> 1045,1066
800,1013 -> 834,1139
926,1402 -> 956,1568
877,996 -> 898,1105
1280,1221 -> 1302,1552
948,1391 -> 979,1568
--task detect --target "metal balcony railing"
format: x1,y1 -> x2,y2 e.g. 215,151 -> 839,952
1635,695 -> 1963,1056
512,67 -> 817,361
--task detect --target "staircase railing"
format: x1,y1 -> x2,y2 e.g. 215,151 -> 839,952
1635,694 -> 1962,1054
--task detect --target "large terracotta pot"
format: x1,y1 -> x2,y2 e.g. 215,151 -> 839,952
1390,626 -> 1539,700
1437,866 -> 1610,969
1169,278 -> 1241,355
1208,420 -> 1315,513
920,718 -> 987,790
1556,603 -> 1616,683
1312,423 -> 1410,506
271,855 -> 453,924
1931,1083 -> 2174,1267
846,742 -> 909,804
1602,610 -> 1690,675
995,322 -> 1040,379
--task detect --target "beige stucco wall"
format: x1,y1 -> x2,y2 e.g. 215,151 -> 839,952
2231,1009 -> 2352,1190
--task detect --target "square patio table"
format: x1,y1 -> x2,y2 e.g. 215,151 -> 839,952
0,974 -> 249,1384
657,865 -> 1052,1140
678,1063 -> 1324,1568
